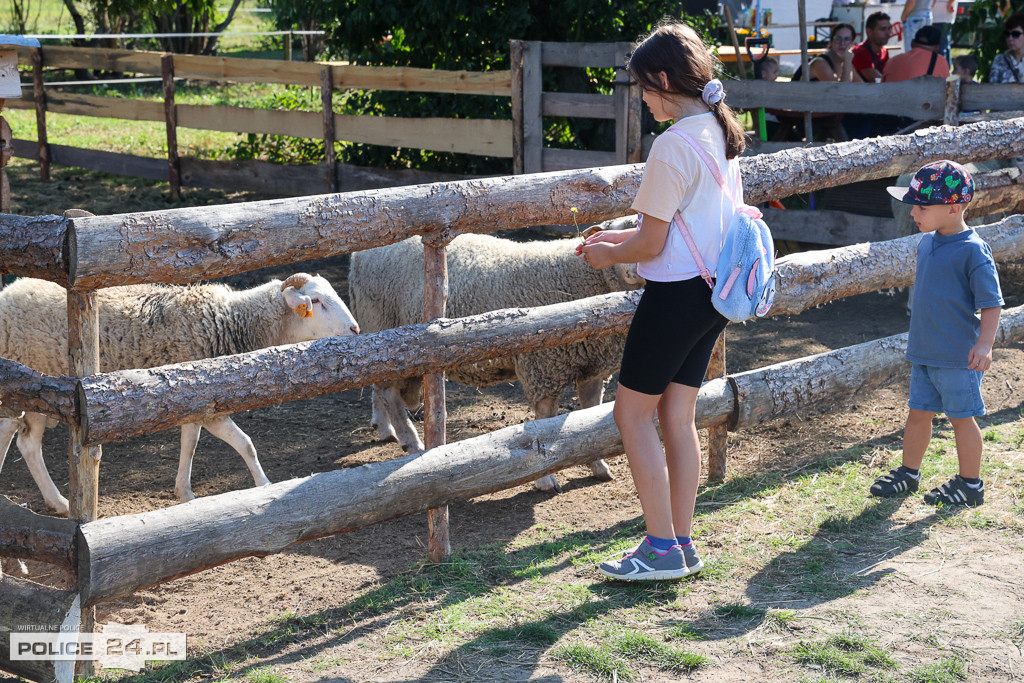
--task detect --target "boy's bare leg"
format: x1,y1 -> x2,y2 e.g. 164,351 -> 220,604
948,416 -> 983,480
614,385 -> 674,540
902,409 -> 935,470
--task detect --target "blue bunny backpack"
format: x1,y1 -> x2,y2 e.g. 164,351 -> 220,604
665,128 -> 776,323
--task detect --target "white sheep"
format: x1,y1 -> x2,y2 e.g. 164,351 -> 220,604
348,226 -> 643,492
0,273 -> 359,515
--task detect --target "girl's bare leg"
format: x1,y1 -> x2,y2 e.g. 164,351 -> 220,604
613,385 -> 674,540
658,383 -> 702,538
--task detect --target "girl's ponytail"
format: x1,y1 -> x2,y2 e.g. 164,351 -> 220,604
711,101 -> 747,159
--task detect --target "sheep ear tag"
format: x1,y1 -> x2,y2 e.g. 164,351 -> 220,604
293,303 -> 313,318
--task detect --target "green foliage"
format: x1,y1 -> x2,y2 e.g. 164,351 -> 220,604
258,0 -> 722,173
955,0 -> 1024,81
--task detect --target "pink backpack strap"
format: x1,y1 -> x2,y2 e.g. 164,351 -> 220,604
653,127 -> 760,290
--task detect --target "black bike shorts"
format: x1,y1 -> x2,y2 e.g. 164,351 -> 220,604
618,277 -> 728,395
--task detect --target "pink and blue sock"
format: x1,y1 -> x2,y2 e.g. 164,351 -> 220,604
645,535 -> 676,552
676,535 -> 692,548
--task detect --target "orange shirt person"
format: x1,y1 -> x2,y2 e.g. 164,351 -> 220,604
883,25 -> 950,82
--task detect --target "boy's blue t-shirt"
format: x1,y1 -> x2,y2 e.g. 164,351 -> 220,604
907,229 -> 1004,368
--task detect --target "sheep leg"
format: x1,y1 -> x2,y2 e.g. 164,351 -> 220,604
174,423 -> 203,502
371,386 -> 399,443
379,384 -> 425,453
18,413 -> 69,516
577,377 -> 614,482
200,416 -> 271,491
0,417 -> 17,475
532,396 -> 563,494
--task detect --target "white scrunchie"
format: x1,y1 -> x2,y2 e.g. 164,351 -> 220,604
702,79 -> 725,106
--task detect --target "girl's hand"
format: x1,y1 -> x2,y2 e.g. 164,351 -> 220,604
574,228 -> 636,255
578,242 -> 616,269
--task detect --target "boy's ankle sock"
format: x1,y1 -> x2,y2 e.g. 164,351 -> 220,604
645,535 -> 676,552
676,536 -> 692,547
960,475 -> 982,488
897,465 -> 920,479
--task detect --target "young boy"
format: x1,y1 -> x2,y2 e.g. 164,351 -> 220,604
952,54 -> 979,82
872,161 -> 1003,506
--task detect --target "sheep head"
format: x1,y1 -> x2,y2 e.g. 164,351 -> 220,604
279,273 -> 361,339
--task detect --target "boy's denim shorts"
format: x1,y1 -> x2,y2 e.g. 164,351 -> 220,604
908,364 -> 985,418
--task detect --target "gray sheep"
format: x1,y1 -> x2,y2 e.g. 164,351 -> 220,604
0,273 -> 359,515
348,226 -> 643,492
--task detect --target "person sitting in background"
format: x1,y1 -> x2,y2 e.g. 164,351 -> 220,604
807,23 -> 863,83
952,54 -> 979,81
883,25 -> 950,82
759,56 -> 779,82
852,12 -> 892,82
988,13 -> 1024,83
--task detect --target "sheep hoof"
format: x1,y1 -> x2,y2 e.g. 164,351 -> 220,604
374,424 -> 398,443
534,475 -> 562,494
589,460 -> 614,482
175,488 -> 196,503
401,443 -> 425,454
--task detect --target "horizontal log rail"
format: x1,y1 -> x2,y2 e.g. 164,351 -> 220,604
0,496 -> 77,569
1,120 -> 1021,286
75,302 -> 1024,605
74,215 -> 1024,447
0,575 -> 79,683
37,117 -> 1024,290
15,46 -> 512,95
0,359 -> 78,424
723,80 -> 1024,118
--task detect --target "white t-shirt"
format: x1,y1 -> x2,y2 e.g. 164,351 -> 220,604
932,0 -> 959,23
630,112 -> 743,282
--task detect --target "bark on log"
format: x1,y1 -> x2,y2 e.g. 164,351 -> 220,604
0,495 -> 76,569
771,215 -> 1024,315
0,214 -> 68,285
0,575 -> 79,683
0,358 -> 77,424
78,290 -> 640,445
76,303 -> 1024,605
54,118 -> 1024,290
76,214 -> 1024,447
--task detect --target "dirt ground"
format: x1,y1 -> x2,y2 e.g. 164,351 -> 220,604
1,161 -> 1023,681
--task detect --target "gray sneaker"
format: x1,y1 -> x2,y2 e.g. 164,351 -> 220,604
598,538 -> 688,581
680,542 -> 703,575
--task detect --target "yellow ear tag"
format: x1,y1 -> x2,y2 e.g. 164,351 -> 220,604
294,303 -> 313,318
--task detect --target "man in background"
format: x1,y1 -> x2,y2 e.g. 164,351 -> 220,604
852,11 -> 893,82
883,25 -> 950,82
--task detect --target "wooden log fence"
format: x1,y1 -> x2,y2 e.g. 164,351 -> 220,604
5,117 -> 1011,293
71,301 -> 1024,606
3,121 -> 1024,681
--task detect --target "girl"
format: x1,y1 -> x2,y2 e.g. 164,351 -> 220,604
578,20 -> 745,581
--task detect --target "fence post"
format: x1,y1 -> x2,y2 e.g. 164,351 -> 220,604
161,54 -> 180,199
423,240 -> 450,561
510,40 -> 524,174
285,31 -> 292,62
521,41 -> 542,173
705,332 -> 728,482
66,281 -> 101,678
944,74 -> 961,127
321,65 -> 337,193
31,47 -> 49,182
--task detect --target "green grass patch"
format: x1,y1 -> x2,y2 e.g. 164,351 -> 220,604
792,633 -> 897,678
612,632 -> 708,673
555,642 -> 634,681
907,657 -> 967,683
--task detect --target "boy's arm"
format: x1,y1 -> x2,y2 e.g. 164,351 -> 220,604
968,306 -> 1001,371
